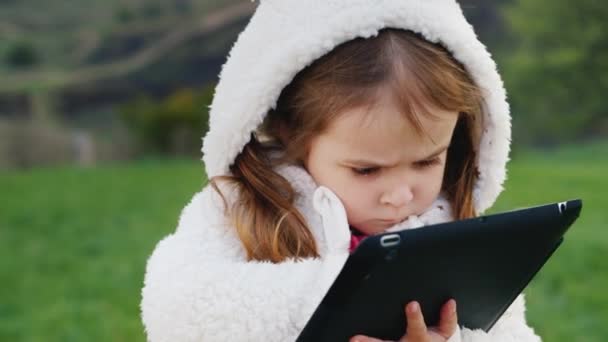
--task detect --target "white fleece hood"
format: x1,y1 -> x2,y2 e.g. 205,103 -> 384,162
202,0 -> 511,214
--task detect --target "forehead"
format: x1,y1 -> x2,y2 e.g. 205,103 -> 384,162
318,94 -> 458,159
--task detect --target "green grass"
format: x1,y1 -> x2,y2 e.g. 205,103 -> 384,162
0,159 -> 205,341
490,142 -> 608,342
1,142 -> 607,341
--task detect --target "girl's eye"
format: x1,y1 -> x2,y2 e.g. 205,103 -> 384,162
352,167 -> 380,176
414,157 -> 441,169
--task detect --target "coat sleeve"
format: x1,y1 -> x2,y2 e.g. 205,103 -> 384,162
458,294 -> 542,342
140,187 -> 349,342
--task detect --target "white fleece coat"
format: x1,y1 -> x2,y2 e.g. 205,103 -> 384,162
141,0 -> 543,341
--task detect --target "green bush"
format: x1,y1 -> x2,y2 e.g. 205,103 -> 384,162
141,3 -> 164,19
119,84 -> 213,156
501,0 -> 608,145
5,39 -> 39,68
114,6 -> 136,24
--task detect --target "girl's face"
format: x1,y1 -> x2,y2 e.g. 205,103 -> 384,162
304,92 -> 458,235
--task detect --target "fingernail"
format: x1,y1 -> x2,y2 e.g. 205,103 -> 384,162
451,299 -> 457,313
409,302 -> 419,314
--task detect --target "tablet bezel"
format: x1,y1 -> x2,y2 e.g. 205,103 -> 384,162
296,199 -> 582,341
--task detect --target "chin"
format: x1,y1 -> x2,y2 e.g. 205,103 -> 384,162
353,224 -> 387,236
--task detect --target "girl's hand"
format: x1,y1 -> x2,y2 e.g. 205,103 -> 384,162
350,299 -> 458,342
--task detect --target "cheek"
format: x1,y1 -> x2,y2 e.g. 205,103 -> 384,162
309,165 -> 370,209
333,179 -> 376,221
416,166 -> 446,203
342,185 -> 370,208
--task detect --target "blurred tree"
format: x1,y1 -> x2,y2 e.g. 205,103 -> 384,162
174,0 -> 193,14
459,0 -> 513,49
119,84 -> 213,156
114,6 -> 136,24
141,3 -> 164,20
5,39 -> 39,68
502,0 -> 608,144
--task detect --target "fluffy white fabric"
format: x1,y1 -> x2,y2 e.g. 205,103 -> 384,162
142,0 -> 541,340
141,165 -> 541,341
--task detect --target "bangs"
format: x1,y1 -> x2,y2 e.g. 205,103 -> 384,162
264,28 -> 483,158
306,29 -> 484,137
383,30 -> 484,136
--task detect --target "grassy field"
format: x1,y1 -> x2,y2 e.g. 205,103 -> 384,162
1,143 -> 607,341
0,159 -> 205,341
489,143 -> 608,341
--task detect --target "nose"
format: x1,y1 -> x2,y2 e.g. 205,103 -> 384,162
380,183 -> 414,208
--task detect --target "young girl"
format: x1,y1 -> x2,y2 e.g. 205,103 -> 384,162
141,1 -> 542,341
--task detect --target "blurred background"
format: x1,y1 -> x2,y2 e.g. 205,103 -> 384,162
0,0 -> 606,341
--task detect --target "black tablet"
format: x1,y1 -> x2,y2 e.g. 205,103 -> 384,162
297,199 -> 583,342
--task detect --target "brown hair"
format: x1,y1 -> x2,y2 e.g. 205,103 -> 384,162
211,28 -> 484,263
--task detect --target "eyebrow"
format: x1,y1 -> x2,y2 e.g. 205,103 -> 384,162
342,144 -> 450,166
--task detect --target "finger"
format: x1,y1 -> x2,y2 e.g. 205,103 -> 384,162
436,299 -> 458,339
350,335 -> 386,342
405,301 -> 428,341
